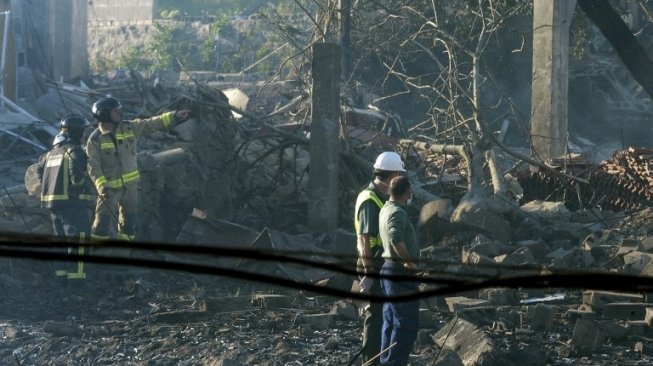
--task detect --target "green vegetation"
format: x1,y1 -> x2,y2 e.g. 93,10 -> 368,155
156,0 -> 255,17
94,0 -> 301,75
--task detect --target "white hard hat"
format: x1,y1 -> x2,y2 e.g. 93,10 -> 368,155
373,151 -> 405,172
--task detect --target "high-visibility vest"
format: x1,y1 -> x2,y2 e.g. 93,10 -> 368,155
354,188 -> 384,248
40,144 -> 93,209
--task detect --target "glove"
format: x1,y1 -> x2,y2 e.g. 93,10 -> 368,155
174,109 -> 192,123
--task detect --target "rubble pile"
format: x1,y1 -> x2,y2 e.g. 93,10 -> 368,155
518,147 -> 653,211
594,147 -> 653,209
2,68 -> 653,365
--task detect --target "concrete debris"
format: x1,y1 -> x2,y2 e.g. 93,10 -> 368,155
455,208 -> 511,243
4,42 -> 653,366
527,304 -> 556,331
478,288 -> 520,305
433,316 -> 497,365
445,297 -> 489,312
570,319 -> 605,356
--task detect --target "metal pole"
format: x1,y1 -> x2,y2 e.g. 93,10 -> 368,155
0,11 -> 10,108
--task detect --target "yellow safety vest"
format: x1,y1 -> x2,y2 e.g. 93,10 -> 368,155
354,188 -> 384,248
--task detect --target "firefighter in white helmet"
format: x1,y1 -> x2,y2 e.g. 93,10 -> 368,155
353,151 -> 405,365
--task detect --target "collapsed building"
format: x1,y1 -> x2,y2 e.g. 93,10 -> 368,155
2,1 -> 653,365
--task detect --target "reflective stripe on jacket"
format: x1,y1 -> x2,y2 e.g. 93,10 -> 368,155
39,143 -> 93,209
354,188 -> 384,248
85,112 -> 175,192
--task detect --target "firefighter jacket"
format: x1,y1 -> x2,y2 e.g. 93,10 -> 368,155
38,138 -> 93,209
85,112 -> 176,193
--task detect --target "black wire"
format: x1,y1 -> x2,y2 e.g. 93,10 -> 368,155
0,233 -> 466,287
2,236 -> 653,303
0,229 -> 627,283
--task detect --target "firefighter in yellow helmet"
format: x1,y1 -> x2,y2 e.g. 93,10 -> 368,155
353,151 -> 405,365
86,97 -> 191,241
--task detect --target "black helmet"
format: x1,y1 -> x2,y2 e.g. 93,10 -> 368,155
91,97 -> 121,123
60,114 -> 89,139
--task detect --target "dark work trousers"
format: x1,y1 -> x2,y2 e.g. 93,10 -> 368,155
362,256 -> 384,365
50,206 -> 91,273
380,261 -> 420,366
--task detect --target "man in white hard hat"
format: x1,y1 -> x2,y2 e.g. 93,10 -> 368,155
353,151 -> 405,365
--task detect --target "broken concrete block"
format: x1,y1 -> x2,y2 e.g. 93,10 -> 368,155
24,163 -> 41,196
618,239 -> 640,256
455,209 -> 511,243
528,304 -> 556,332
515,239 -> 550,259
623,251 -> 653,274
601,321 -> 628,341
297,313 -> 336,330
626,320 -> 648,336
639,236 -> 653,253
557,221 -> 592,240
419,199 -> 452,224
603,302 -> 648,320
456,306 -> 497,326
571,319 -> 605,356
508,247 -> 535,265
565,309 -> 596,323
463,239 -> 505,259
478,288 -> 519,305
445,297 -> 489,312
545,247 -> 576,267
252,294 -> 290,309
582,291 -> 643,309
433,317 -> 495,366
329,300 -> 358,321
520,200 -> 570,219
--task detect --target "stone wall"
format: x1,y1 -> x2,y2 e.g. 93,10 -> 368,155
88,0 -> 156,23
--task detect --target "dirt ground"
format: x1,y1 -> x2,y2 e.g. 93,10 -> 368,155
0,252 -> 652,366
